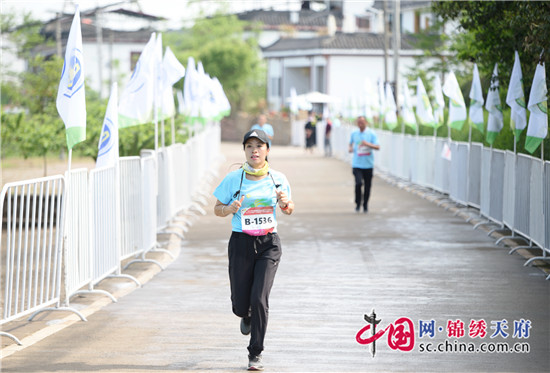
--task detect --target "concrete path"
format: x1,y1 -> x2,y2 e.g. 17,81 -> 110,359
1,142 -> 548,372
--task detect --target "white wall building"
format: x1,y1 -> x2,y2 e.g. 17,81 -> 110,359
261,32 -> 428,113
242,0 -> 439,112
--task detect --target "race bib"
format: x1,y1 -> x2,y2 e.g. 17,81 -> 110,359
241,206 -> 275,236
357,145 -> 371,156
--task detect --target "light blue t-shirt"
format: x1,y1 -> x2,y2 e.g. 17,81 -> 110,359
213,168 -> 291,234
251,123 -> 274,147
350,129 -> 379,169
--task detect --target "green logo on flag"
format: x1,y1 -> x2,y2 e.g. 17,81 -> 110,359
537,100 -> 547,114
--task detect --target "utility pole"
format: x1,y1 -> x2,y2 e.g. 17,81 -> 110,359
383,0 -> 389,84
95,9 -> 104,99
56,13 -> 62,57
394,0 -> 400,120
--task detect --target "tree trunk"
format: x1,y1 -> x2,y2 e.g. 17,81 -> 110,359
43,154 -> 48,177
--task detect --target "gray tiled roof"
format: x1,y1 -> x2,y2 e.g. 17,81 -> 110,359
262,32 -> 418,52
372,0 -> 432,11
41,16 -> 153,44
237,9 -> 343,29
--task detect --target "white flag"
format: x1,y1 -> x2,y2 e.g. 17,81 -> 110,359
525,61 -> 548,154
176,90 -> 185,114
96,83 -> 119,168
384,82 -> 398,130
442,70 -> 467,131
212,77 -> 231,118
469,63 -> 485,133
183,56 -> 200,119
159,46 -> 185,120
485,64 -> 503,145
433,75 -> 445,128
118,33 -> 156,127
415,77 -> 435,127
56,6 -> 86,149
506,51 -> 527,139
196,61 -> 212,120
154,33 -> 164,119
401,80 -> 417,131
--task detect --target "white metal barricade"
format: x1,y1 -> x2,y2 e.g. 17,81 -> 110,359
72,165 -> 139,302
545,162 -> 550,280
63,169 -> 90,301
513,154 -> 532,238
0,175 -> 84,345
376,130 -> 391,172
521,159 -> 546,267
424,137 -> 437,190
449,142 -> 469,206
478,148 -> 492,223
413,137 -> 427,186
119,157 -> 144,260
156,149 -> 172,231
467,143 -> 483,209
433,138 -> 450,194
501,151 -> 516,232
393,135 -> 405,180
497,151 -> 529,246
488,150 -> 505,227
403,135 -> 414,182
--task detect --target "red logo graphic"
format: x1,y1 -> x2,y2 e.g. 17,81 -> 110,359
356,316 -> 415,352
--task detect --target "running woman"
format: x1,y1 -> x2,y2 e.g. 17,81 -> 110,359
213,129 -> 294,371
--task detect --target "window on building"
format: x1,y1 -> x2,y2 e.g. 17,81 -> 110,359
356,16 -> 371,31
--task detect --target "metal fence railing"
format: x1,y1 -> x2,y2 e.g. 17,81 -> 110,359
0,175 -> 84,345
329,126 -> 549,280
1,122 -> 223,345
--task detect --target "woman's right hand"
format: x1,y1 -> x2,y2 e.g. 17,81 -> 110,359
228,196 -> 245,214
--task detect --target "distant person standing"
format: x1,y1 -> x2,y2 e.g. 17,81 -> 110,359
348,116 -> 380,213
304,112 -> 316,153
251,114 -> 274,147
324,119 -> 332,157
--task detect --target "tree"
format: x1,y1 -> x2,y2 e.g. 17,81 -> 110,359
403,1 -> 550,158
165,12 -> 265,115
14,56 -> 67,174
432,1 -> 550,93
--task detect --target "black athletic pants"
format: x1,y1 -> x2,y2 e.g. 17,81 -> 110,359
228,231 -> 282,357
353,167 -> 373,210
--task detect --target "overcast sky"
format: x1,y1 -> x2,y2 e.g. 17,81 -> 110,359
1,0 -> 304,28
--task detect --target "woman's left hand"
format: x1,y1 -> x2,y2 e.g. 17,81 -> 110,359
276,189 -> 290,209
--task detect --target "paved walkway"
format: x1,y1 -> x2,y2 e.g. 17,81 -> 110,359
1,143 -> 549,372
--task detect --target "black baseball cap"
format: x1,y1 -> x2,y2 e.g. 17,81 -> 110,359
242,129 -> 270,147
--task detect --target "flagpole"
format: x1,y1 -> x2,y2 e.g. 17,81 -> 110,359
171,116 -> 176,145
161,117 -> 166,148
154,73 -> 159,151
62,147 -> 73,307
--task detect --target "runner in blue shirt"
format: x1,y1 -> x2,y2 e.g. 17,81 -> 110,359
214,129 -> 294,371
348,116 -> 380,213
250,114 -> 274,147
